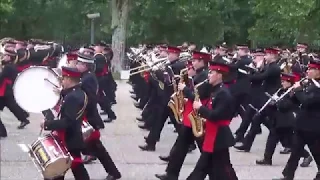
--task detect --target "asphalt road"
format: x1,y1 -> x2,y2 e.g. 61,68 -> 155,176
0,81 -> 317,180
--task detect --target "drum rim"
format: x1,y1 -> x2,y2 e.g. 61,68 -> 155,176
13,66 -> 60,113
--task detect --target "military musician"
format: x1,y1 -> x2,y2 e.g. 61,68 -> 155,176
256,72 -> 312,167
0,47 -> 30,129
40,66 -> 90,180
155,51 -> 211,180
93,42 -> 117,122
274,57 -> 320,180
76,53 -> 122,180
187,59 -> 238,180
235,47 -> 282,152
139,46 -> 186,151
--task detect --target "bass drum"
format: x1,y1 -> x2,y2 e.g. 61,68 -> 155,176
13,66 -> 61,113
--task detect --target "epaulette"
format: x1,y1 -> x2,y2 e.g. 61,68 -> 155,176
34,45 -> 50,52
94,53 -> 104,56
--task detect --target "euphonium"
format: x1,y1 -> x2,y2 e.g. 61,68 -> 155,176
168,68 -> 188,124
188,79 -> 208,137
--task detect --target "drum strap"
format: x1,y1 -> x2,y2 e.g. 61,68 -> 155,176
76,91 -> 88,120
56,91 -> 88,120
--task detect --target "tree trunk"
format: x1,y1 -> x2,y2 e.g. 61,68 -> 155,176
111,0 -> 130,73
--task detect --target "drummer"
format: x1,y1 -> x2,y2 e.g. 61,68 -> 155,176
41,66 -> 90,180
0,47 -> 30,130
76,52 -> 122,179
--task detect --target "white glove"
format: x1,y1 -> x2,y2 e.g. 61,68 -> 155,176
152,66 -> 159,71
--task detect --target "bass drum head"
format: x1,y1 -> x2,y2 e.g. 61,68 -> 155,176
13,66 -> 60,113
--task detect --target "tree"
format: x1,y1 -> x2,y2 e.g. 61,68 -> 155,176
111,0 -> 130,73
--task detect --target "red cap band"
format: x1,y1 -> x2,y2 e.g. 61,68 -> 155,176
308,63 -> 320,69
209,65 -> 229,73
62,68 -> 81,77
192,51 -> 211,62
265,48 -> 279,54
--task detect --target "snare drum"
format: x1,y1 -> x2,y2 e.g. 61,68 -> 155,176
82,121 -> 94,141
29,134 -> 72,179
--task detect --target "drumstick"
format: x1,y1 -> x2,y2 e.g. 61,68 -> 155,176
44,78 -> 59,88
39,127 -> 43,136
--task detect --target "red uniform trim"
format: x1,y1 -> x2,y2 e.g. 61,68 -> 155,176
202,100 -> 231,152
0,78 -> 12,97
17,63 -> 32,72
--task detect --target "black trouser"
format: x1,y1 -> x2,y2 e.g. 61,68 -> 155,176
165,126 -> 202,177
85,139 -> 121,179
46,151 -> 90,180
242,109 -> 273,150
98,89 -> 116,118
235,106 -> 256,139
0,117 -> 7,137
282,130 -> 320,178
264,128 -> 309,160
187,149 -> 238,180
146,105 -> 172,145
3,96 -> 29,123
104,74 -> 116,102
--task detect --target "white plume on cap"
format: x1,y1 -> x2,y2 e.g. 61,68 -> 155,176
200,46 -> 208,53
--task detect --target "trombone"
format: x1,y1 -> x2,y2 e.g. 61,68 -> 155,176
129,58 -> 168,76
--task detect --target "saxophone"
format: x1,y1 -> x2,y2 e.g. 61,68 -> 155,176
168,68 -> 188,124
188,79 -> 208,137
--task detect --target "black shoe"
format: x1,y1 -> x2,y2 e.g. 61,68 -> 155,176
134,103 -> 143,109
159,155 -> 170,162
136,117 -> 144,122
300,156 -> 313,167
155,173 -> 178,180
234,135 -> 243,143
256,158 -> 272,165
280,148 -> 291,154
100,111 -> 108,115
0,134 -> 7,138
17,120 -> 30,129
155,173 -> 167,180
138,124 -> 149,130
82,155 -> 97,164
111,101 -> 117,105
234,143 -> 250,152
106,174 -> 120,180
104,117 -> 116,123
139,143 -> 155,151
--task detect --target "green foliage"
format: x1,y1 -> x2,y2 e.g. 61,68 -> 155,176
0,0 -> 320,47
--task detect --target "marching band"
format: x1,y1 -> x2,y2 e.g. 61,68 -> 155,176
128,42 -> 320,180
1,38 -> 320,180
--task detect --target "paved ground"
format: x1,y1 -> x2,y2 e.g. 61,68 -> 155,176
0,80 -> 317,180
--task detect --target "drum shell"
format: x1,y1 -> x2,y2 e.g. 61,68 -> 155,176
82,121 -> 95,141
30,134 -> 72,179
